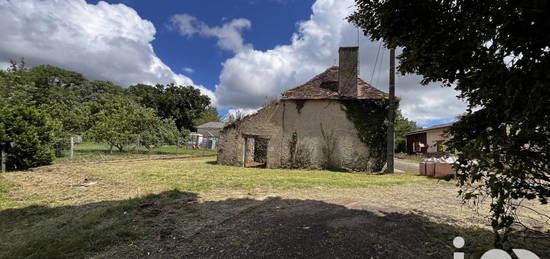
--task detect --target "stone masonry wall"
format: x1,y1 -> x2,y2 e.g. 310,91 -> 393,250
217,102 -> 284,167
280,100 -> 372,171
217,99 -> 380,172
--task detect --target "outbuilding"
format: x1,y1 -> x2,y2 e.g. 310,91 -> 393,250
405,123 -> 453,154
217,47 -> 389,172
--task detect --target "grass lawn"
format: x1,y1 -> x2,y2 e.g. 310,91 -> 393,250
55,142 -> 216,163
0,157 -> 548,258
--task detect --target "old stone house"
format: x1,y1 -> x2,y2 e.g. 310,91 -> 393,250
217,47 -> 389,172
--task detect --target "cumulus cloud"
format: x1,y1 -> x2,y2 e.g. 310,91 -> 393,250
213,0 -> 466,125
170,14 -> 252,53
183,67 -> 194,74
0,0 -> 215,103
223,107 -> 259,122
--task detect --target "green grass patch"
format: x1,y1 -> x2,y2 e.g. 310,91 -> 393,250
0,176 -> 12,209
55,142 -> 216,163
0,197 -> 144,258
0,157 -> 548,258
131,157 -> 436,192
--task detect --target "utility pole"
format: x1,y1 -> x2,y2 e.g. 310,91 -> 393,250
386,48 -> 396,173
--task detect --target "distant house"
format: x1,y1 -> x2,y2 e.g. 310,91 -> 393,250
405,123 -> 453,154
195,122 -> 224,149
217,47 -> 389,171
196,122 -> 224,138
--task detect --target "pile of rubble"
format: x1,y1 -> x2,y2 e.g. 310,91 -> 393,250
419,157 -> 457,179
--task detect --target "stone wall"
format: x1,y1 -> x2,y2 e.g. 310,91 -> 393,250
217,102 -> 284,167
280,100 -> 373,171
217,99 -> 382,172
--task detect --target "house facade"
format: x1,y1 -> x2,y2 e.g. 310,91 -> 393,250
195,122 -> 224,149
405,123 -> 453,154
196,122 -> 224,138
217,47 -> 389,172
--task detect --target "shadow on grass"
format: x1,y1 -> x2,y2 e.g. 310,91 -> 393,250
1,191 -> 548,258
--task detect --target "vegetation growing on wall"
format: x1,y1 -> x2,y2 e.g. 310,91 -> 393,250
320,123 -> 338,170
283,132 -> 312,169
341,99 -> 390,172
293,100 -> 305,114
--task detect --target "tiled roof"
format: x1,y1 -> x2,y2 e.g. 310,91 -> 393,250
282,66 -> 387,100
404,122 -> 454,136
196,122 -> 225,129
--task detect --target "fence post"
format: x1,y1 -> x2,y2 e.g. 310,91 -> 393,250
70,137 -> 74,159
1,148 -> 6,173
136,135 -> 141,153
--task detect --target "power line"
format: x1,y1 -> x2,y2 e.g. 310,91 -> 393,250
375,47 -> 386,87
370,41 -> 382,83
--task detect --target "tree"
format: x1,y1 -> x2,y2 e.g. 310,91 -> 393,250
127,83 -> 211,131
21,64 -> 91,156
126,83 -> 161,111
349,0 -> 550,248
86,95 -> 147,152
0,105 -> 55,170
77,80 -> 125,103
193,106 -> 221,126
394,110 -> 417,153
85,95 -> 181,152
0,62 -> 55,169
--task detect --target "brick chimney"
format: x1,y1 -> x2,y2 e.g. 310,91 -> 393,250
338,47 -> 359,97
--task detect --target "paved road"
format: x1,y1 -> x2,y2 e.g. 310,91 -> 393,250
394,159 -> 419,173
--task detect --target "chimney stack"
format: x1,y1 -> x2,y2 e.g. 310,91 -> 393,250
338,47 -> 359,97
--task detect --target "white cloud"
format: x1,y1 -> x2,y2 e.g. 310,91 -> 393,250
183,67 -> 194,74
213,0 -> 467,125
170,14 -> 252,53
223,107 -> 259,122
0,0 -> 216,104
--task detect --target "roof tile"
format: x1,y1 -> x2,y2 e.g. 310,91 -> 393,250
282,66 -> 387,100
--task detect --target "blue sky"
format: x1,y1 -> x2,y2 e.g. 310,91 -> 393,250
0,0 -> 467,127
87,0 -> 314,90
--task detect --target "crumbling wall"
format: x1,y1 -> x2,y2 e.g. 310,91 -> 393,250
217,102 -> 284,167
218,99 -> 384,172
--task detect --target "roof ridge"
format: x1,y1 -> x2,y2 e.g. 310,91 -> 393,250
282,66 -> 386,100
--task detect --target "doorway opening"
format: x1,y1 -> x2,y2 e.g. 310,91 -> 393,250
243,135 -> 270,168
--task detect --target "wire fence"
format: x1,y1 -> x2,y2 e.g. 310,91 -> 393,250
55,136 -> 218,162
0,135 -> 220,171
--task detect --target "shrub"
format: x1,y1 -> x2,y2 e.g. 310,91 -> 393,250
0,106 -> 55,170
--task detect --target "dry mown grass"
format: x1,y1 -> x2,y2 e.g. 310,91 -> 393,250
1,157 -> 438,209
0,157 -> 548,258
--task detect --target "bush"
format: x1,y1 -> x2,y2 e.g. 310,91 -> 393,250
0,106 -> 55,170
395,136 -> 407,153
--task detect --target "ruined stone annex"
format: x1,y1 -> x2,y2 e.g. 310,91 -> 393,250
217,47 -> 389,172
